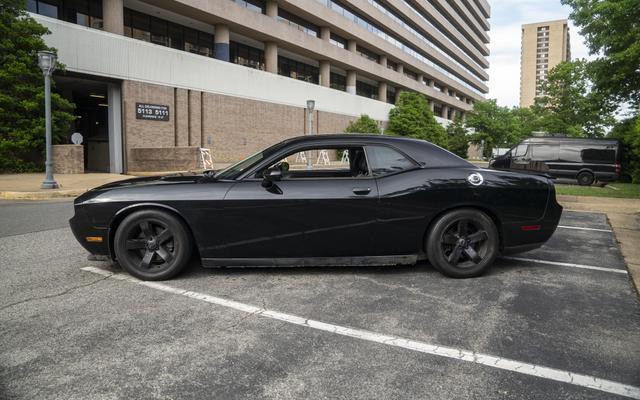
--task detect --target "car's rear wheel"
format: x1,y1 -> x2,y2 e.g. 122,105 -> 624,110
114,209 -> 191,281
426,209 -> 499,278
577,171 -> 595,186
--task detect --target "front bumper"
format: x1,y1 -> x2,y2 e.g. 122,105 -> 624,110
69,210 -> 110,256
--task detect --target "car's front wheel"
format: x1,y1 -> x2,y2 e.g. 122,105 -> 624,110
426,209 -> 499,278
114,209 -> 192,281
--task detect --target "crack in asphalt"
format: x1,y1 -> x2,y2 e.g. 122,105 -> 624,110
0,276 -> 110,312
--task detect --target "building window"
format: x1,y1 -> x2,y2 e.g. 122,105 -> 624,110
433,103 -> 442,116
329,32 -> 347,49
356,45 -> 378,63
277,8 -> 318,37
230,41 -> 265,70
356,80 -> 378,100
387,86 -> 396,104
234,0 -> 266,14
387,59 -> 398,71
330,72 -> 346,91
278,56 -> 319,83
404,69 -> 417,80
124,9 -> 214,58
28,0 -> 103,29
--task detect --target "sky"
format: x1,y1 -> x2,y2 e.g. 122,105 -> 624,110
486,0 -> 592,107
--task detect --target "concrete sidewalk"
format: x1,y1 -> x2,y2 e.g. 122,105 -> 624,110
0,173 -> 133,200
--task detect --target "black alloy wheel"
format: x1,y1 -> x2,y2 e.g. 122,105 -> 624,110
426,209 -> 499,278
114,209 -> 192,281
577,171 -> 595,186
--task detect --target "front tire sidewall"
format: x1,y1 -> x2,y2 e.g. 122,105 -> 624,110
427,209 -> 499,278
577,171 -> 594,186
114,209 -> 191,281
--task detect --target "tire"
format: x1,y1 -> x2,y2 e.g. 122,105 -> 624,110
426,208 -> 499,278
114,209 -> 192,281
577,171 -> 595,186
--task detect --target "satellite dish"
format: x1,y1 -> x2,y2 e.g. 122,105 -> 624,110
71,132 -> 83,145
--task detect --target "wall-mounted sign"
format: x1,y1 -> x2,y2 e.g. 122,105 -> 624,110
136,103 -> 170,121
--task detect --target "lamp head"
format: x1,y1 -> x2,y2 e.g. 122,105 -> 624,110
37,51 -> 57,75
306,99 -> 315,112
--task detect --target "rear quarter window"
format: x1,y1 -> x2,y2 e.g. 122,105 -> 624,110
366,146 -> 416,176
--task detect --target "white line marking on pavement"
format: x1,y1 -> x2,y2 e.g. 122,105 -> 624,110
81,266 -> 640,399
502,256 -> 628,274
558,225 -> 613,233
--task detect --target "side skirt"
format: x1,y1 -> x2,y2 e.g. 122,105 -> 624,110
202,255 -> 418,268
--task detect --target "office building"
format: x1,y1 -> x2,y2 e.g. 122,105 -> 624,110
520,19 -> 570,108
28,0 -> 490,173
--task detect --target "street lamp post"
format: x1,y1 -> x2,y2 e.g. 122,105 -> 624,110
306,99 -> 315,170
38,51 -> 59,189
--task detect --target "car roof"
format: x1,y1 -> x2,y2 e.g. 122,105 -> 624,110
278,134 -> 473,167
521,137 -> 619,145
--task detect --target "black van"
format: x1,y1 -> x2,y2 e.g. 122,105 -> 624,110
489,137 -> 621,185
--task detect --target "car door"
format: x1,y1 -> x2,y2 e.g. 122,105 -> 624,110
205,145 -> 379,260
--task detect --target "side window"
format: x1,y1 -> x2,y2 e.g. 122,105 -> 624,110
531,144 -> 558,160
260,146 -> 370,179
513,144 -> 529,157
366,146 -> 416,177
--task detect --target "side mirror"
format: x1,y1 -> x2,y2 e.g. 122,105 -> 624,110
261,167 -> 282,188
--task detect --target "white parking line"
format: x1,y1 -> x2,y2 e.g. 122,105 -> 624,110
502,256 -> 628,274
81,266 -> 640,399
558,225 -> 613,233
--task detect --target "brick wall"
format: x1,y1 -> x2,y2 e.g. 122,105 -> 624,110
122,80 -> 384,170
53,145 -> 84,174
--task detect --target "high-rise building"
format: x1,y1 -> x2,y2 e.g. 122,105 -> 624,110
28,0 -> 490,173
520,19 -> 571,108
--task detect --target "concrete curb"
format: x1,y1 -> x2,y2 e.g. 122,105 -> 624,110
0,189 -> 87,200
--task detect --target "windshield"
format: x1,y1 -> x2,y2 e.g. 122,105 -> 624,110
213,140 -> 288,180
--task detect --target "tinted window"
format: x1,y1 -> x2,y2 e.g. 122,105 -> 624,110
366,146 -> 415,176
582,147 -> 616,163
513,144 -> 528,157
265,147 -> 369,179
531,144 -> 558,160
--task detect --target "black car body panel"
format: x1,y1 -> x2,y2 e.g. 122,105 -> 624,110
489,137 -> 621,183
69,134 -> 562,267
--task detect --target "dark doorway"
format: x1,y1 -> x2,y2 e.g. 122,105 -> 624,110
56,76 -> 110,172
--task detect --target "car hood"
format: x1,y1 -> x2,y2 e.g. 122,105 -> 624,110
92,173 -> 205,191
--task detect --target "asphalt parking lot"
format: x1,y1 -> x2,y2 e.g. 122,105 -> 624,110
1,200 -> 639,399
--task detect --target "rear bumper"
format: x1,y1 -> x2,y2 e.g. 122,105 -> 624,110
501,185 -> 563,254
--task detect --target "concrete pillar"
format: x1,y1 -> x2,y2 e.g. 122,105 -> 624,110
347,39 -> 356,52
266,0 -> 278,17
107,83 -> 123,173
417,73 -> 424,84
460,111 -> 466,122
378,82 -> 387,102
379,54 -> 387,68
429,80 -> 435,88
320,27 -> 330,41
320,60 -> 330,87
397,63 -> 404,74
214,24 -> 230,62
442,105 -> 450,119
265,41 -> 278,73
429,100 -> 435,112
346,70 -> 356,95
103,0 -> 124,35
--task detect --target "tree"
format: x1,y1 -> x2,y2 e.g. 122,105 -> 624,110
445,117 -> 469,158
0,0 -> 75,172
609,116 -> 640,183
344,114 -> 380,134
561,0 -> 640,107
534,60 -> 615,137
386,91 -> 448,148
465,100 -> 525,157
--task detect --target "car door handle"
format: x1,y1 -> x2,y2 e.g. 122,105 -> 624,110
352,187 -> 371,195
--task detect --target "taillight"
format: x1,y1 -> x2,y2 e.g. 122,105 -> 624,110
615,163 -> 621,175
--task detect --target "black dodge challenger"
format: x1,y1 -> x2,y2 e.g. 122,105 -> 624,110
70,134 -> 562,280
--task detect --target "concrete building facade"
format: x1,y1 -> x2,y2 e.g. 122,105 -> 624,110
519,19 -> 570,108
28,0 -> 490,173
